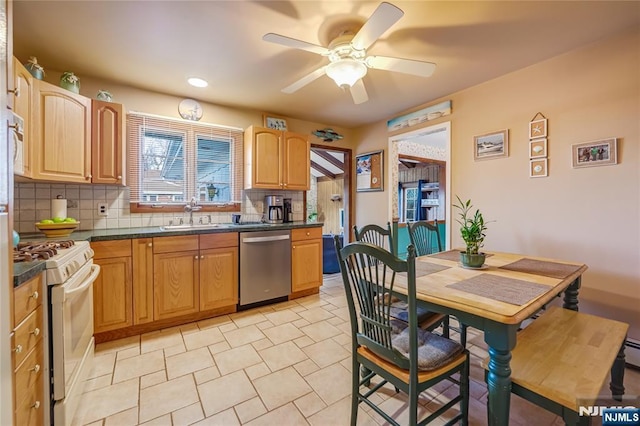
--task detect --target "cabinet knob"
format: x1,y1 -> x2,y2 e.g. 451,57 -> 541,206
200,255 -> 205,259
306,232 -> 310,236
283,183 -> 288,187
14,344 -> 23,354
30,364 -> 41,374
194,256 -> 199,260
31,327 -> 40,337
86,175 -> 92,180
292,246 -> 296,249
117,175 -> 122,179
148,243 -> 153,247
31,291 -> 39,300
31,401 -> 40,410
8,87 -> 20,97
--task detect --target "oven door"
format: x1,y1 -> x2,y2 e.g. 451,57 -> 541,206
50,260 -> 100,401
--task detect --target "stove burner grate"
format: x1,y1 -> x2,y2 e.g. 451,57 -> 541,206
13,240 -> 76,262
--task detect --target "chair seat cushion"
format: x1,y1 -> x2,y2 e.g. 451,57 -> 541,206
391,323 -> 463,371
389,299 -> 437,324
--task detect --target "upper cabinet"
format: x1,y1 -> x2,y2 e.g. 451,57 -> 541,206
91,100 -> 126,185
244,125 -> 310,190
31,79 -> 92,183
12,59 -> 34,177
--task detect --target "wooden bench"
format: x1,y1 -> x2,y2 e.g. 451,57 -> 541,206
483,306 -> 628,425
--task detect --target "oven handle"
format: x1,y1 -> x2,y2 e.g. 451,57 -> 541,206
64,265 -> 100,296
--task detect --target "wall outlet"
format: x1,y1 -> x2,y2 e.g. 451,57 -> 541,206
97,202 -> 108,217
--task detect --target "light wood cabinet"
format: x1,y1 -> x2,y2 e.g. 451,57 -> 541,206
92,240 -> 133,333
199,233 -> 239,311
244,125 -> 310,190
153,236 -> 200,320
132,238 -> 154,325
12,58 -> 34,177
12,274 -> 45,426
31,79 -> 91,183
91,100 -> 125,185
291,227 -> 323,293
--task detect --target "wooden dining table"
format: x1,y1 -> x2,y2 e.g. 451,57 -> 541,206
392,249 -> 588,426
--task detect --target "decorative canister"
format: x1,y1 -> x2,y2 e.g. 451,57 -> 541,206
96,90 -> 113,102
60,71 -> 80,94
25,56 -> 45,80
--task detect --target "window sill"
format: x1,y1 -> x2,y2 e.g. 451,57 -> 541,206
130,202 -> 241,214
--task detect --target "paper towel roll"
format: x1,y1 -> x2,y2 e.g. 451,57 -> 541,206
52,198 -> 67,219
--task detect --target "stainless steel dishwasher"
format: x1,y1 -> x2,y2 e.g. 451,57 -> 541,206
240,230 -> 291,307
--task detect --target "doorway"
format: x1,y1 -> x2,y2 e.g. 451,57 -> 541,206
307,145 -> 352,240
388,121 -> 451,249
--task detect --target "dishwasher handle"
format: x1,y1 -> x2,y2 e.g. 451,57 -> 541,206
243,234 -> 290,243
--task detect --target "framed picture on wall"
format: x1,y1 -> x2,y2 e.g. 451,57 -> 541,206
529,118 -> 547,139
262,113 -> 288,131
529,138 -> 547,158
356,150 -> 384,192
530,158 -> 548,178
473,129 -> 509,161
572,138 -> 617,168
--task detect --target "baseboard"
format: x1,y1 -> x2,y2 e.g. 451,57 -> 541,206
625,338 -> 640,368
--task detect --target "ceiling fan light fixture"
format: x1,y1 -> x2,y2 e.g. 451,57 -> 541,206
325,59 -> 367,88
187,77 -> 208,88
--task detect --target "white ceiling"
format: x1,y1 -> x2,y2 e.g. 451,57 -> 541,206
12,1 -> 640,129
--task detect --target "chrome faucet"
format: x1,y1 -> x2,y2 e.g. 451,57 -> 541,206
184,197 -> 202,225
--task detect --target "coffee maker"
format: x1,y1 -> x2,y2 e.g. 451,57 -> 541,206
264,195 -> 284,224
283,198 -> 293,223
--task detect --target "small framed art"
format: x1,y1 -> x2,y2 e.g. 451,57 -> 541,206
529,118 -> 547,139
262,114 -> 288,131
473,129 -> 509,161
572,138 -> 617,168
529,138 -> 547,158
530,158 -> 548,178
356,150 -> 384,192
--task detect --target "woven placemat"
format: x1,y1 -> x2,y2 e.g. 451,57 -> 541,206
398,261 -> 450,278
429,250 -> 493,262
446,274 -> 549,306
500,258 -> 582,279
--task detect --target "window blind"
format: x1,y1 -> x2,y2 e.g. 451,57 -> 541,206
127,112 -> 243,212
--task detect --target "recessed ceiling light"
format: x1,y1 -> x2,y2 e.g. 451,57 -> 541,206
187,77 -> 208,88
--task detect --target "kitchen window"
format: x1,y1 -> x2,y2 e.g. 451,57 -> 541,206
127,112 -> 243,213
402,186 -> 418,222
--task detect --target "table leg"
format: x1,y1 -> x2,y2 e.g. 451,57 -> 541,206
610,338 -> 626,401
484,325 -> 518,426
562,276 -> 581,311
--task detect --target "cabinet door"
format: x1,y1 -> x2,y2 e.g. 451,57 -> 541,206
291,239 -> 322,292
199,247 -> 238,311
32,80 -> 91,183
282,132 -> 310,190
154,251 -> 199,320
245,126 -> 281,189
91,100 -> 125,185
93,256 -> 133,333
13,59 -> 33,177
132,238 -> 154,325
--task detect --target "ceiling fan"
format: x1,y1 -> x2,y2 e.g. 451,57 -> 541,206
263,2 -> 436,105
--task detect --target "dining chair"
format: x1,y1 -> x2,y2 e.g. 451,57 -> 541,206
407,219 -> 442,256
334,237 -> 469,426
354,223 -> 447,333
353,222 -> 393,253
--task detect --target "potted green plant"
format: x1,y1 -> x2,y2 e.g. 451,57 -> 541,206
453,195 -> 490,268
60,71 -> 80,93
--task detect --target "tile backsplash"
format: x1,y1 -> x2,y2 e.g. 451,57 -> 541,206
13,182 -> 305,234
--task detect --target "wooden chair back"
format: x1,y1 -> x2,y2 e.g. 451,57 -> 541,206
408,220 -> 442,256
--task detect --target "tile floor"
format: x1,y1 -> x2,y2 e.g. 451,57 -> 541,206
73,274 -> 640,426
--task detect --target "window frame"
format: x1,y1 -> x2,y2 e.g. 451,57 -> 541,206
128,113 -> 243,213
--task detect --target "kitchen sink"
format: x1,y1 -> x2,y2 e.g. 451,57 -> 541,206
161,223 -> 225,231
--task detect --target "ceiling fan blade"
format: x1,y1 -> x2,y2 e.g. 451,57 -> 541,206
282,66 -> 327,94
263,33 -> 329,55
367,56 -> 436,77
349,79 -> 369,104
351,2 -> 404,51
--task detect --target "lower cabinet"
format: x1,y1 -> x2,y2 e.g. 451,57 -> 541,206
291,227 -> 323,293
92,232 -> 239,340
92,240 -> 133,333
12,273 -> 45,426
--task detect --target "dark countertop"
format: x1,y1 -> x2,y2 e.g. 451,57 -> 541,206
13,221 -> 323,287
